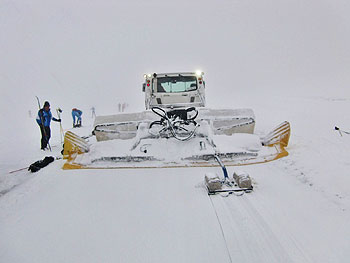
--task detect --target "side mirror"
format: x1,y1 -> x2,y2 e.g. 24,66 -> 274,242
142,83 -> 146,92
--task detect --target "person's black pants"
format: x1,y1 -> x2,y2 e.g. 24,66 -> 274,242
39,125 -> 51,149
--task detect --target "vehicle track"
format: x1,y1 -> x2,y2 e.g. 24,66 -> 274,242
210,193 -> 312,263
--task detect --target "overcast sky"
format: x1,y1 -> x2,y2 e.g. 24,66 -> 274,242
1,0 -> 350,120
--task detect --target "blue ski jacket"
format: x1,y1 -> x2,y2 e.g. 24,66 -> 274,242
72,109 -> 82,116
36,109 -> 58,127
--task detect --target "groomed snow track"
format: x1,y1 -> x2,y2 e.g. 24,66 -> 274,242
1,161 -> 349,262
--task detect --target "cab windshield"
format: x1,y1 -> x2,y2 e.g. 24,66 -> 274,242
156,76 -> 197,93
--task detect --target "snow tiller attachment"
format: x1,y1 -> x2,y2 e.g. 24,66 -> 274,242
205,170 -> 254,196
62,106 -> 290,170
204,154 -> 254,196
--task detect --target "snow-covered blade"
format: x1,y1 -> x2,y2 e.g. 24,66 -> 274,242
93,108 -> 255,141
62,121 -> 290,170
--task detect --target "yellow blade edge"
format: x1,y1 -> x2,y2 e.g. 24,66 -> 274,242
262,121 -> 291,147
62,131 -> 90,160
62,122 -> 291,169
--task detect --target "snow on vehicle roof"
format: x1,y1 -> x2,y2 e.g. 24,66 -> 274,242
145,72 -> 203,78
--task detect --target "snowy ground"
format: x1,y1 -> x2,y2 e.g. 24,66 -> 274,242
1,95 -> 350,262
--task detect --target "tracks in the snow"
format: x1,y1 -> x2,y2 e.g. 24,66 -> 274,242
209,194 -> 311,263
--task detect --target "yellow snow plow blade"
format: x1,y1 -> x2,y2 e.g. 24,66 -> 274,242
62,131 -> 89,169
62,122 -> 291,169
259,121 -> 290,162
262,121 -> 290,148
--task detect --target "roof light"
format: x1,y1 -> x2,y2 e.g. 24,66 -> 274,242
195,70 -> 203,76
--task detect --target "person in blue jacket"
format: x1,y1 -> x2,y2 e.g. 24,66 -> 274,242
72,108 -> 83,128
36,101 -> 61,150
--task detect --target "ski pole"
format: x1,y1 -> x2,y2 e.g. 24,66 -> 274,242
56,108 -> 64,145
335,126 -> 350,136
36,96 -> 52,151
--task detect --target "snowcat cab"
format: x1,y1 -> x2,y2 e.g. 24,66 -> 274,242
143,72 -> 206,110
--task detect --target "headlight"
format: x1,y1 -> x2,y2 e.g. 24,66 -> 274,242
195,70 -> 203,76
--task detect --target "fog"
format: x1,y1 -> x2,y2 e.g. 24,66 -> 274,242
1,0 -> 350,125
